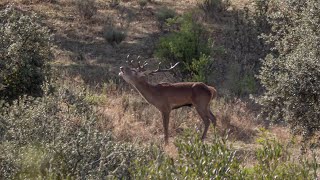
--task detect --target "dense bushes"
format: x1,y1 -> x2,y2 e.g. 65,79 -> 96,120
132,129 -> 318,179
257,0 -> 320,138
155,13 -> 213,82
1,86 -> 317,179
0,82 -> 318,178
132,130 -> 244,179
0,6 -> 53,102
207,0 -> 272,97
0,83 -> 144,179
245,130 -> 318,179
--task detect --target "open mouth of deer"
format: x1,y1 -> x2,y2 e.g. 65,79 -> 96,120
119,67 -> 124,76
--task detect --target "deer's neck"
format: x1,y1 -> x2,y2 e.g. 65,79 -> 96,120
132,80 -> 158,105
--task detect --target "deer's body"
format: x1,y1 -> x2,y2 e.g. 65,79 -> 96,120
134,81 -> 216,109
119,62 -> 217,144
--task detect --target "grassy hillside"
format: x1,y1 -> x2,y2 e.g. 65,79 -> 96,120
0,0 -> 319,179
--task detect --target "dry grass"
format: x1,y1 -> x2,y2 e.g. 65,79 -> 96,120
102,87 -> 260,145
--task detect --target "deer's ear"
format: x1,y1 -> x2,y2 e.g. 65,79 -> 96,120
143,70 -> 153,75
136,71 -> 148,78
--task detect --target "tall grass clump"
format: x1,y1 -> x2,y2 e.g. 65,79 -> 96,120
0,5 -> 53,102
155,13 -> 213,82
155,6 -> 176,29
198,0 -> 230,20
257,0 -> 320,140
138,0 -> 148,9
102,24 -> 127,45
0,82 -> 145,179
75,0 -> 97,20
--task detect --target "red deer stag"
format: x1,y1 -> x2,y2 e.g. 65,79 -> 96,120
119,57 -> 217,144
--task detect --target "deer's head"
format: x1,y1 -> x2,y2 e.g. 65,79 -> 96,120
119,55 -> 179,85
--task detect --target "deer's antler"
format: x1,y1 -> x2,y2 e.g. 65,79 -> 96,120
126,55 -> 149,71
137,56 -> 148,71
126,55 -> 179,74
126,54 -> 135,67
146,62 -> 180,75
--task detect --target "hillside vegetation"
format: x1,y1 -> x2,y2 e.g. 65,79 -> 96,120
0,0 -> 319,179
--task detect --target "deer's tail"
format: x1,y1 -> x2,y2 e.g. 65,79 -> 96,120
209,86 -> 217,100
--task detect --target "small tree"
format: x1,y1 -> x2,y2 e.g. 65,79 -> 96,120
154,13 -> 212,82
0,5 -> 53,102
257,0 -> 320,138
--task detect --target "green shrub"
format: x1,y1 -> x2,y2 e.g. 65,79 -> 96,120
102,24 -> 127,45
138,0 -> 148,9
198,0 -> 230,19
0,83 -> 144,179
156,6 -> 176,28
75,0 -> 97,20
244,130 -> 319,179
188,53 -> 212,82
224,61 -> 258,97
132,129 -> 245,179
208,0 -> 271,97
132,129 -> 318,179
0,5 -> 53,102
155,13 -> 212,82
257,0 -> 320,138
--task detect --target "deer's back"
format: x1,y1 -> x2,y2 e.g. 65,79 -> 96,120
156,82 -> 216,108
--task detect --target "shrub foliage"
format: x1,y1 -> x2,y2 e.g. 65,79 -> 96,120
0,5 -> 53,102
102,24 -> 127,45
0,83 -> 144,179
244,130 -> 318,179
132,129 -> 318,179
156,6 -> 176,29
132,130 -> 245,179
257,0 -> 320,138
155,13 -> 212,82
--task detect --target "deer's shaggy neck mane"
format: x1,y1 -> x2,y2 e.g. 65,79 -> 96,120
131,79 -> 158,104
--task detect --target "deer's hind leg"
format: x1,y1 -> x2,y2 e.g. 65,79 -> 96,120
192,84 -> 213,140
161,110 -> 170,145
195,107 -> 211,140
209,110 -> 217,127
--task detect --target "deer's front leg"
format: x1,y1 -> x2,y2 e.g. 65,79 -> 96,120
161,111 -> 170,145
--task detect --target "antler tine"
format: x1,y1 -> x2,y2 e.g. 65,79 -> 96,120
126,59 -> 135,67
136,56 -> 149,71
138,61 -> 142,69
125,55 -> 150,71
142,61 -> 148,68
149,62 -> 179,74
125,54 -> 141,69
126,54 -> 133,66
155,62 -> 162,72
